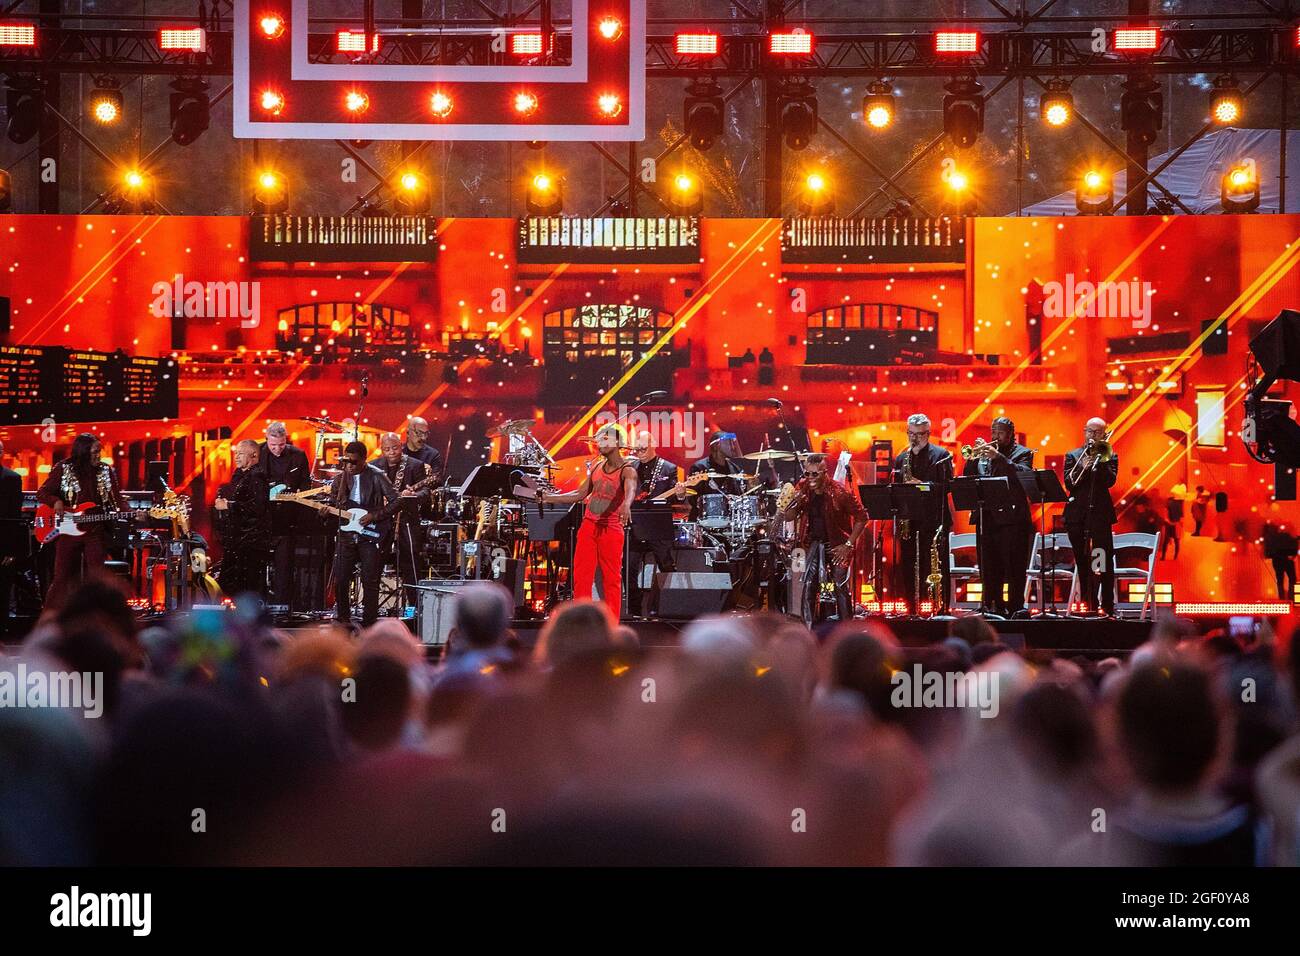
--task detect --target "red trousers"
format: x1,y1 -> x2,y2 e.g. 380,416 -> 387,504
47,530 -> 108,611
573,518 -> 625,616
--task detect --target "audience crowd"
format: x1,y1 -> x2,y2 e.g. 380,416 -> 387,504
2,577 -> 1299,866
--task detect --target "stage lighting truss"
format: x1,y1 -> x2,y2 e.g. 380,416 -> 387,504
233,0 -> 646,141
1221,160 -> 1260,213
683,77 -> 724,150
1039,78 -> 1072,128
88,80 -> 124,124
942,76 -> 983,149
778,79 -> 818,150
1210,74 -> 1243,125
862,79 -> 894,130
1075,169 -> 1114,215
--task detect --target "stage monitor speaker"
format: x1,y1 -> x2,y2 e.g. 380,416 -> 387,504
0,295 -> 9,334
650,571 -> 732,619
1250,309 -> 1300,379
408,578 -> 478,646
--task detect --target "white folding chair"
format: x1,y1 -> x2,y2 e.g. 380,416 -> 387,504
948,531 -> 980,609
1024,531 -> 1078,609
1113,531 -> 1161,620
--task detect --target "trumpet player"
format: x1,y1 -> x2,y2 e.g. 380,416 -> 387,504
1064,417 -> 1119,617
961,416 -> 1035,617
891,414 -> 954,607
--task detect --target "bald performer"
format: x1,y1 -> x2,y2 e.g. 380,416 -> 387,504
404,416 -> 444,479
372,432 -> 431,588
1063,416 -> 1119,617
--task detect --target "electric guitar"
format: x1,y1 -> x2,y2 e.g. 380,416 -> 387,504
651,470 -> 726,501
33,502 -> 132,546
271,472 -> 440,538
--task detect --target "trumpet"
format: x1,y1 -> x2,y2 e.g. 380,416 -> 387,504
1068,430 -> 1114,484
960,437 -> 996,460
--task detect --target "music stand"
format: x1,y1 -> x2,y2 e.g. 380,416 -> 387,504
459,462 -> 540,499
859,484 -> 932,616
949,476 -> 1014,617
1017,470 -> 1070,617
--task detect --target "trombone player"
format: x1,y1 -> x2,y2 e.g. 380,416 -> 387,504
1063,417 -> 1119,617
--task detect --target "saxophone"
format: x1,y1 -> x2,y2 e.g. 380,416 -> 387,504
899,452 -> 912,540
926,524 -> 944,611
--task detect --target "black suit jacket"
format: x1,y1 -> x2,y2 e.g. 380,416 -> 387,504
329,464 -> 399,538
1063,447 -> 1119,525
962,442 -> 1034,527
0,466 -> 21,520
255,442 -> 312,493
890,443 -> 954,527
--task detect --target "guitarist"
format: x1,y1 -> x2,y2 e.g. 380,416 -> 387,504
372,432 -> 431,587
629,430 -> 679,615
213,439 -> 271,599
37,432 -> 126,610
256,421 -> 312,611
329,441 -> 400,628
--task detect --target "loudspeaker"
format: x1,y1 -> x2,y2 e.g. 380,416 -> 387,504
0,295 -> 9,334
650,571 -> 732,619
1215,491 -> 1228,513
408,578 -> 478,646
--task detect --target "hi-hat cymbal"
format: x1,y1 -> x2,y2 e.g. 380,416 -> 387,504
744,449 -> 796,462
486,418 -> 536,438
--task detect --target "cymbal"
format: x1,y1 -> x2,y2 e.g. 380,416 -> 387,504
743,449 -> 796,462
486,418 -> 536,438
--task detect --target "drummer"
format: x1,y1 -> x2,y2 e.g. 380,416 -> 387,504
678,431 -> 752,520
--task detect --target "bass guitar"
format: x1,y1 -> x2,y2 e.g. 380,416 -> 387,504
33,502 -> 131,546
271,472 -> 440,538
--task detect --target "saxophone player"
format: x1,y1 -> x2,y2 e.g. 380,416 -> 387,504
961,417 -> 1035,617
1064,417 -> 1119,617
890,414 -> 954,608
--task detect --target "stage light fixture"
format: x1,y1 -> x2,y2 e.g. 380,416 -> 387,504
942,77 -> 984,149
158,27 -> 207,52
597,17 -> 623,41
259,14 -> 286,39
798,171 -> 833,215
169,78 -> 210,145
344,90 -> 370,114
684,78 -> 724,150
1075,168 -> 1114,215
511,32 -> 550,56
1210,75 -> 1243,125
0,168 -> 11,211
429,91 -> 453,117
943,166 -> 976,215
5,78 -> 42,144
1113,27 -> 1159,52
260,89 -> 285,114
253,169 -> 288,214
779,80 -> 818,151
1040,79 -> 1073,127
394,170 -> 430,215
668,172 -> 702,215
513,91 -> 539,116
526,172 -> 563,216
597,93 -> 623,118
1245,309 -> 1300,498
675,32 -> 719,56
0,24 -> 36,47
934,30 -> 979,54
769,31 -> 813,55
337,30 -> 379,54
1120,76 -> 1162,147
862,80 -> 894,130
89,83 -> 123,125
1221,161 -> 1260,213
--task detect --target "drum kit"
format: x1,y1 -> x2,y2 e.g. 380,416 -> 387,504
686,448 -> 800,557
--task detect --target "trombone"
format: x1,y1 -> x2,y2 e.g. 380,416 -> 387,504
1068,430 -> 1114,484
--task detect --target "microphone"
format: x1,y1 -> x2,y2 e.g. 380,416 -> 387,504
636,389 -> 669,402
765,397 -> 783,408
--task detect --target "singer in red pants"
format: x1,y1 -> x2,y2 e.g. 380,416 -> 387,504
538,423 -> 638,617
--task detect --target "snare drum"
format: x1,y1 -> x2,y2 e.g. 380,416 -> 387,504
699,494 -> 729,529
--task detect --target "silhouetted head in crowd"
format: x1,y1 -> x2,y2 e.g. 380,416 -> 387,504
339,654 -> 412,753
534,600 -> 615,668
54,576 -> 141,667
1116,661 -> 1226,797
1011,681 -> 1098,779
827,624 -> 900,721
950,614 -> 997,647
452,582 -> 513,650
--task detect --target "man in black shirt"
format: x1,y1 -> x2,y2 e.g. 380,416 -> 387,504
214,439 -> 272,598
891,413 -> 954,608
0,440 -> 23,637
372,432 -> 432,587
628,430 -> 679,615
404,416 -> 444,478
256,421 -> 312,609
632,431 -> 680,501
683,431 -> 752,521
962,416 -> 1035,617
1063,417 -> 1119,616
330,441 -> 399,627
